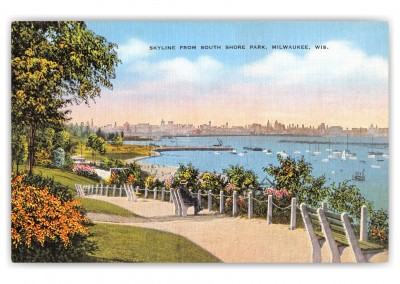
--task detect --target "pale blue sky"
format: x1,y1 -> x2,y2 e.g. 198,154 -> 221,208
70,21 -> 389,128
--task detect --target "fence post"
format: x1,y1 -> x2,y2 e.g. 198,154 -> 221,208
219,190 -> 224,213
112,185 -> 116,197
154,187 -> 157,200
267,194 -> 273,225
106,185 -> 109,196
101,184 -> 104,195
360,205 -> 368,242
95,184 -> 99,195
145,187 -> 148,199
322,202 -> 328,211
197,190 -> 202,208
248,191 -> 253,219
290,197 -> 297,230
119,185 -> 122,197
208,190 -> 212,211
233,191 -> 238,217
169,188 -> 173,203
161,187 -> 165,201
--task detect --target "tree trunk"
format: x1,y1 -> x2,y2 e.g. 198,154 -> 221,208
28,123 -> 37,175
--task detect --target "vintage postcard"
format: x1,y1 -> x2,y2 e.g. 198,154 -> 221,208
11,21 -> 388,263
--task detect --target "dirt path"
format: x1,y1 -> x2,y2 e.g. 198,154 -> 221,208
85,195 -> 388,263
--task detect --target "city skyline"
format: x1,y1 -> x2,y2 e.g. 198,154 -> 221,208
68,21 -> 389,129
72,117 -> 388,138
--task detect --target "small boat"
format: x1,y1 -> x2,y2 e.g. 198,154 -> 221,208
238,153 -> 245,157
368,154 -> 376,159
382,153 -> 389,159
331,171 -> 336,174
332,150 -> 342,155
377,159 -> 384,162
305,149 -> 311,153
214,151 -> 220,155
313,151 -> 321,156
359,160 -> 366,164
230,149 -> 237,154
321,158 -> 329,163
352,169 -> 365,181
293,150 -> 301,154
349,156 -> 358,160
277,151 -> 288,158
371,165 -> 381,169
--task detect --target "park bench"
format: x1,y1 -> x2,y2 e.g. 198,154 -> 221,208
75,184 -> 85,197
170,188 -> 182,216
300,203 -> 384,263
124,184 -> 138,202
176,188 -> 196,217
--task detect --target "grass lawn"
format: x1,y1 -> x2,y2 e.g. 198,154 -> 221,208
80,144 -> 155,161
87,223 -> 221,263
14,165 -> 95,191
77,197 -> 137,217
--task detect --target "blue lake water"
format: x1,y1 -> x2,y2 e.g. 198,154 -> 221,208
126,135 -> 389,211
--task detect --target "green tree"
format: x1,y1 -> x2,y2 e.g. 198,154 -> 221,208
51,147 -> 66,168
327,181 -> 373,221
223,164 -> 259,192
111,135 -> 123,146
263,155 -> 328,207
86,134 -> 106,162
11,21 -> 120,174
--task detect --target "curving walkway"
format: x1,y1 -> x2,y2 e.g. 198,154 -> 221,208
85,195 -> 388,263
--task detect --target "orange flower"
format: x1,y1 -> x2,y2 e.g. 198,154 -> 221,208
11,175 -> 89,248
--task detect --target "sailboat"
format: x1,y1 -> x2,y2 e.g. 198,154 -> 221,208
312,142 -> 321,156
341,150 -> 346,161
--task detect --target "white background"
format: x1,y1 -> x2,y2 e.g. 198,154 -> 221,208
1,1 -> 398,283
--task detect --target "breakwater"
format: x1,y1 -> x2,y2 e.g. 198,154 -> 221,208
153,146 -> 234,152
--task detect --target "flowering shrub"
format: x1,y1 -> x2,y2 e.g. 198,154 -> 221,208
126,174 -> 135,184
165,175 -> 173,189
263,187 -> 291,200
145,175 -> 155,189
225,183 -> 237,193
199,172 -> 226,194
73,164 -> 101,182
11,175 -> 96,262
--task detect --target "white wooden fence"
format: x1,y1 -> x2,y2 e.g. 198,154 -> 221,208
75,184 -> 300,230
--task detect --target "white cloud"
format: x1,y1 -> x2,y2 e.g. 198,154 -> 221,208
118,38 -> 153,61
131,55 -> 224,84
240,40 -> 388,93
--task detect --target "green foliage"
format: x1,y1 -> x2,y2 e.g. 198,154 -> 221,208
368,209 -> 389,248
100,158 -> 125,170
263,155 -> 328,207
199,171 -> 227,194
11,21 -> 120,174
86,134 -> 107,161
19,172 -> 74,202
174,163 -> 200,189
111,135 -> 123,146
327,181 -> 373,222
51,147 -> 65,168
223,164 -> 259,193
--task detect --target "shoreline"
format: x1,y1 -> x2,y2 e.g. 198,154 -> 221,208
125,151 -> 177,182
